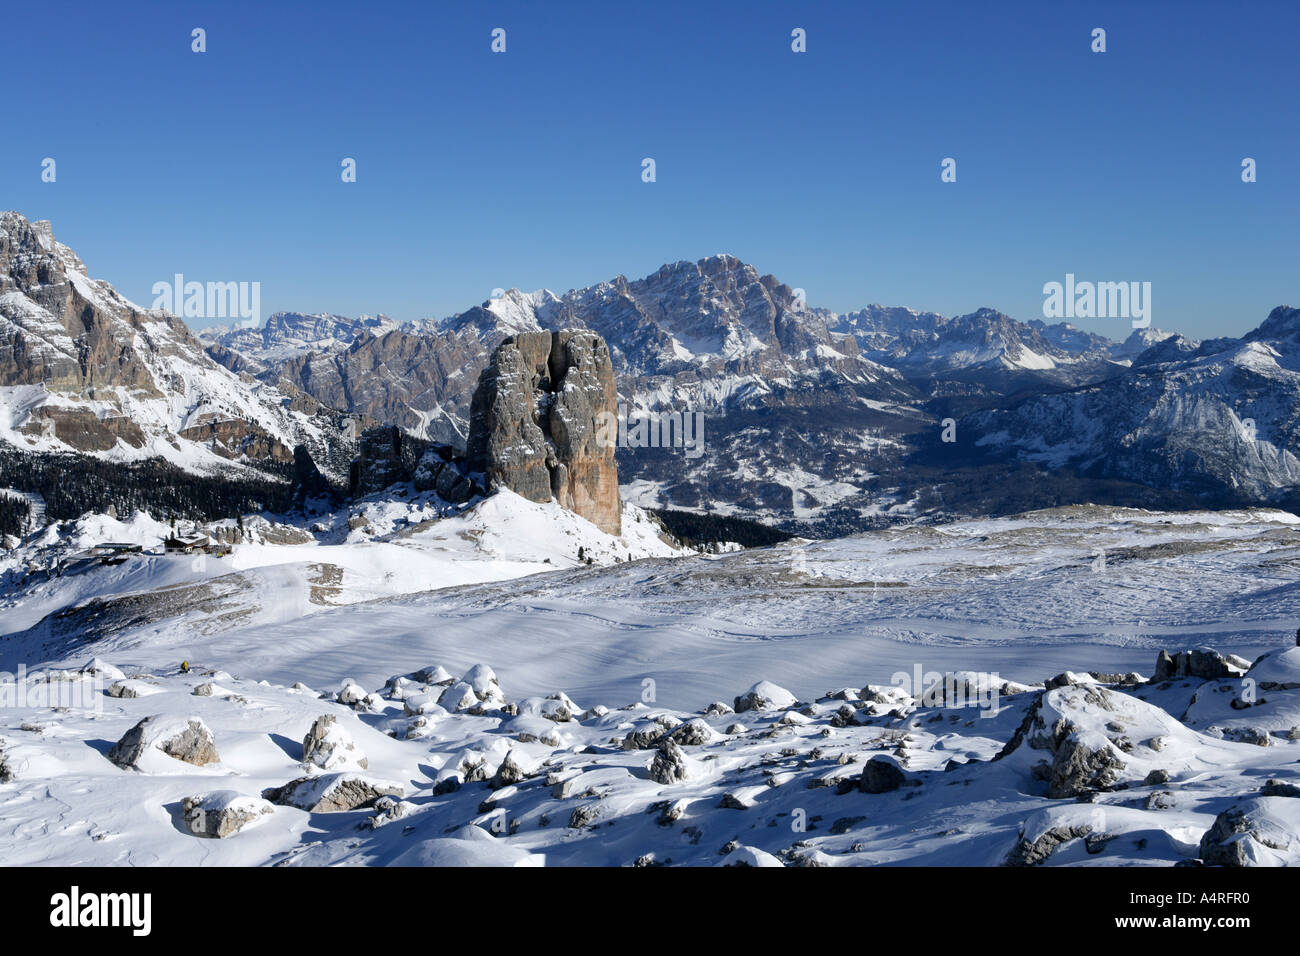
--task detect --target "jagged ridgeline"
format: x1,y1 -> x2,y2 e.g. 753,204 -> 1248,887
6,208 -> 1300,535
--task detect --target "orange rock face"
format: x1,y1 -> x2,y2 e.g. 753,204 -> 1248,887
467,330 -> 620,535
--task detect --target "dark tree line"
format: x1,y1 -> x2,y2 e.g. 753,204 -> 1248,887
0,493 -> 30,537
651,508 -> 795,549
0,450 -> 297,526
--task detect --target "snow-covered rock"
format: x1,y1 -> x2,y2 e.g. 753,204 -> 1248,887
1199,797 -> 1300,867
649,739 -> 691,784
108,679 -> 161,699
108,716 -> 219,772
301,714 -> 368,771
438,682 -> 480,713
734,681 -> 797,713
859,755 -> 906,793
263,773 -> 404,813
182,791 -> 275,838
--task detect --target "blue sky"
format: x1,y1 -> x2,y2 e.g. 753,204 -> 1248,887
3,0 -> 1296,339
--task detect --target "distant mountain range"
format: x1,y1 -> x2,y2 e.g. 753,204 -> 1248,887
968,305 -> 1300,501
2,210 -> 1295,533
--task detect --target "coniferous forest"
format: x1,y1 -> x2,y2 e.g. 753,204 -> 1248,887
0,449 -> 295,529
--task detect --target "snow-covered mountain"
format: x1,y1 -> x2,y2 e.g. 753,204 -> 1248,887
964,306 -> 1300,503
203,312 -> 401,368
0,212 -> 357,479
192,249 -> 1300,529
7,211 -> 1297,532
835,305 -> 1109,373
240,256 -> 1156,531
1110,326 -> 1181,363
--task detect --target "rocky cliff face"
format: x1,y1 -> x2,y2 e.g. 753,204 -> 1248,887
0,211 -> 355,480
349,426 -> 410,498
467,330 -> 620,534
257,327 -> 487,448
347,424 -> 482,505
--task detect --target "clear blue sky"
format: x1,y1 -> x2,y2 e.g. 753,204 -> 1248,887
3,0 -> 1296,339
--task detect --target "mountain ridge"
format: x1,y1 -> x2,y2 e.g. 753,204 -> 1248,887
3,210 -> 1297,534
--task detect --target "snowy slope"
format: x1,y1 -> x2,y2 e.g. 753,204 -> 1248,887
1,619 -> 1296,867
1,489 -> 687,644
3,503 -> 1300,866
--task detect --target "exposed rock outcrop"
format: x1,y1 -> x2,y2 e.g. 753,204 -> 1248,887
859,755 -> 906,793
291,443 -> 334,504
734,680 -> 797,714
262,773 -> 404,812
349,425 -> 410,497
182,791 -> 275,838
1004,823 -> 1095,866
108,716 -> 220,771
301,714 -> 368,771
994,686 -> 1132,798
649,739 -> 691,784
466,330 -> 620,534
347,424 -> 482,503
1152,647 -> 1247,683
411,445 -> 482,504
1199,797 -> 1300,866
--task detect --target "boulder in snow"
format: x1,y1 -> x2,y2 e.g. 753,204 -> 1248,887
263,773 -> 404,813
1199,797 -> 1300,866
719,845 -> 784,867
649,739 -> 691,785
413,664 -> 455,686
438,681 -> 480,713
107,679 -> 161,699
336,679 -> 367,706
489,751 -> 526,790
82,658 -> 125,681
734,680 -> 797,713
661,718 -> 716,747
859,755 -> 906,793
182,790 -> 274,838
302,714 -> 368,771
108,716 -> 219,771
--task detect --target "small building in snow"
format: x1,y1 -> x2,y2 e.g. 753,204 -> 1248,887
164,532 -> 210,554
100,542 -> 143,554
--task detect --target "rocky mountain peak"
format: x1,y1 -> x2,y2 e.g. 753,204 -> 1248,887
1247,305 -> 1300,343
466,329 -> 620,534
0,210 -> 354,476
